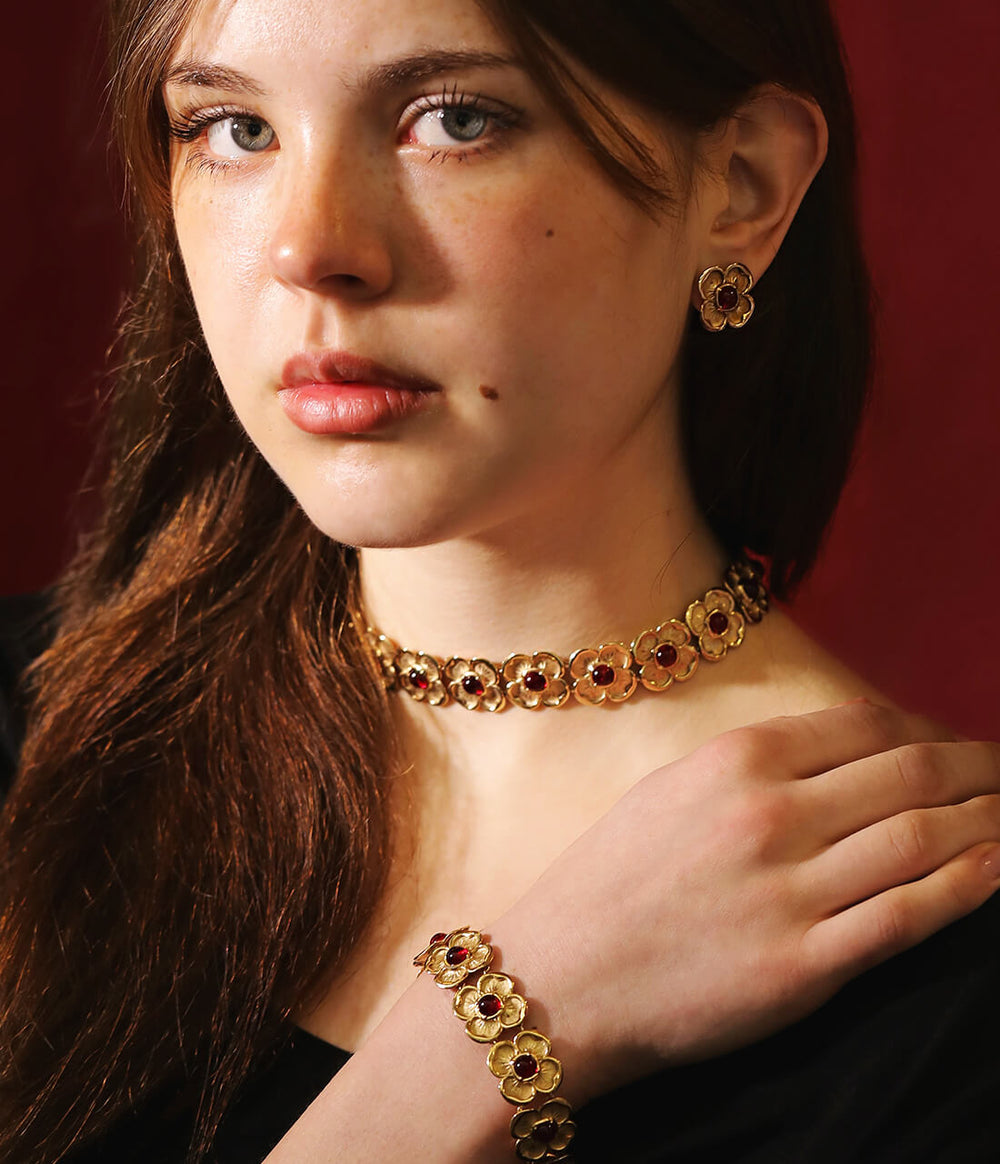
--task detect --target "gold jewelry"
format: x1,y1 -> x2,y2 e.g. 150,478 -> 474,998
413,927 -> 577,1162
361,554 -> 769,711
696,262 -> 755,331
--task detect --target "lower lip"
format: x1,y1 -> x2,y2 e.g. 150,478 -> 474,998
277,382 -> 436,435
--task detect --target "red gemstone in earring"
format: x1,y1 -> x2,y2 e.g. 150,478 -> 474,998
523,670 -> 548,693
708,612 -> 730,635
655,643 -> 678,668
716,284 -> 739,311
591,664 -> 615,687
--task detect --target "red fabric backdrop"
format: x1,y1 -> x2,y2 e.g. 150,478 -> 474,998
1,3 -> 997,737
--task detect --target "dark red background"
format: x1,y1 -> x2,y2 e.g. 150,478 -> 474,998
2,3 -> 997,736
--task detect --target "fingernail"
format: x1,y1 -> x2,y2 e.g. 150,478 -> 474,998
983,846 -> 1000,880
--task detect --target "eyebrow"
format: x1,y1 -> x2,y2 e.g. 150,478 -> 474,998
163,50 -> 520,99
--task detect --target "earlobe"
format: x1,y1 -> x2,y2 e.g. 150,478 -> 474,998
701,85 -> 829,284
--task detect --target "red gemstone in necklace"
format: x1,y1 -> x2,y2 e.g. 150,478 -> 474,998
430,932 -> 447,944
717,284 -> 739,311
462,673 -> 485,697
655,643 -> 678,668
708,611 -> 729,636
477,993 -> 503,1018
446,945 -> 470,966
513,1053 -> 539,1079
408,668 -> 430,690
591,663 -> 615,687
523,670 -> 548,693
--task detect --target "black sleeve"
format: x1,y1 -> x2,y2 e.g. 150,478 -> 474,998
574,887 -> 1000,1163
0,591 -> 55,801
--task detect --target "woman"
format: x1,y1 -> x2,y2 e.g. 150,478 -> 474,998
1,0 -> 998,1161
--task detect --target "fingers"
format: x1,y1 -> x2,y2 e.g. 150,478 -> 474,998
803,842 -> 1000,980
802,739 -> 1000,842
718,700 -> 957,785
801,793 -> 1000,914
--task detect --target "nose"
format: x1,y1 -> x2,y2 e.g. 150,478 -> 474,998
266,140 -> 395,300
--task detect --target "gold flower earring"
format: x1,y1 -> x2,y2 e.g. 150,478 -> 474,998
696,262 -> 755,331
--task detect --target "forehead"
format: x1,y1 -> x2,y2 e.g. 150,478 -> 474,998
170,0 -> 504,74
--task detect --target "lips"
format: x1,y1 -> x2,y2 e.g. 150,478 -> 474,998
278,350 -> 441,435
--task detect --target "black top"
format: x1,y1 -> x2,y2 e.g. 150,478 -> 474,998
2,592 -> 998,1164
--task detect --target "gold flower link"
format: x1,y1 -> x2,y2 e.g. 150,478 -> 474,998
698,262 -> 755,331
632,619 -> 699,691
363,629 -> 400,690
422,928 -> 494,987
502,652 -> 570,709
568,643 -> 637,706
454,971 -> 526,1042
444,657 -> 506,712
396,649 -> 448,706
686,588 -> 746,660
724,556 -> 769,623
510,1097 -> 577,1161
488,1030 -> 563,1105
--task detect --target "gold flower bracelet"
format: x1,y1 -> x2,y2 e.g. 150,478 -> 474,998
363,555 -> 769,711
413,927 -> 576,1161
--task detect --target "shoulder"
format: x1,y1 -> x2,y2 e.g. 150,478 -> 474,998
0,591 -> 56,800
577,886 -> 1000,1161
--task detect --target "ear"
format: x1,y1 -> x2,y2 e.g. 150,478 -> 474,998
691,85 -> 828,302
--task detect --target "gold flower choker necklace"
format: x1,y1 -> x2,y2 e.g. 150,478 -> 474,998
359,554 -> 769,712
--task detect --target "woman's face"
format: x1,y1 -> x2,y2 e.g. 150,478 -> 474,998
166,0 -> 707,548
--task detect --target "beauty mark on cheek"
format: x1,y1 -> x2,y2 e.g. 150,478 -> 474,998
546,228 -> 555,237
479,385 -> 501,401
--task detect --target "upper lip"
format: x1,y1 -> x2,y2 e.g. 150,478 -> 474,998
280,350 -> 442,393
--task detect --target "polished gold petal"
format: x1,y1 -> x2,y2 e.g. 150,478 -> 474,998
454,986 -> 481,1020
698,266 -> 725,298
468,1016 -> 503,1042
568,648 -> 598,680
500,994 -> 526,1027
424,946 -> 449,975
598,642 -> 632,670
572,676 -> 603,706
639,661 -> 674,691
723,612 -> 746,648
501,1075 -> 537,1104
632,629 -> 659,664
434,965 -> 470,987
466,942 -> 494,972
705,588 -> 735,614
478,972 -> 513,997
481,686 -> 506,712
535,652 -> 565,680
726,262 -> 753,293
514,1137 -> 548,1161
502,654 -> 533,683
673,645 -> 699,680
488,1041 -> 517,1078
425,679 -> 449,707
510,1109 -> 542,1139
516,1030 -> 551,1059
686,600 -> 708,636
473,659 -> 499,684
607,670 -> 638,701
729,293 -> 754,327
700,301 -> 728,331
699,634 -> 727,660
507,681 -> 538,710
541,679 -> 570,707
444,657 -> 472,683
533,1057 -> 563,1094
550,1124 -> 576,1152
661,620 -> 692,646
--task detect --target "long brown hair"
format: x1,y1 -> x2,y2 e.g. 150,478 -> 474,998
0,1 -> 871,1160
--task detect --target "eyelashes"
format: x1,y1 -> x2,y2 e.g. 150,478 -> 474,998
166,86 -> 525,176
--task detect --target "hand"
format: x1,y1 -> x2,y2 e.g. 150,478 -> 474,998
487,700 -> 1000,1105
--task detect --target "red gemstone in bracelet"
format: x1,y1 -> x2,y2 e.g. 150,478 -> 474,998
446,945 -> 470,966
708,612 -> 729,635
477,994 -> 503,1018
533,1120 -> 557,1144
513,1054 -> 539,1079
